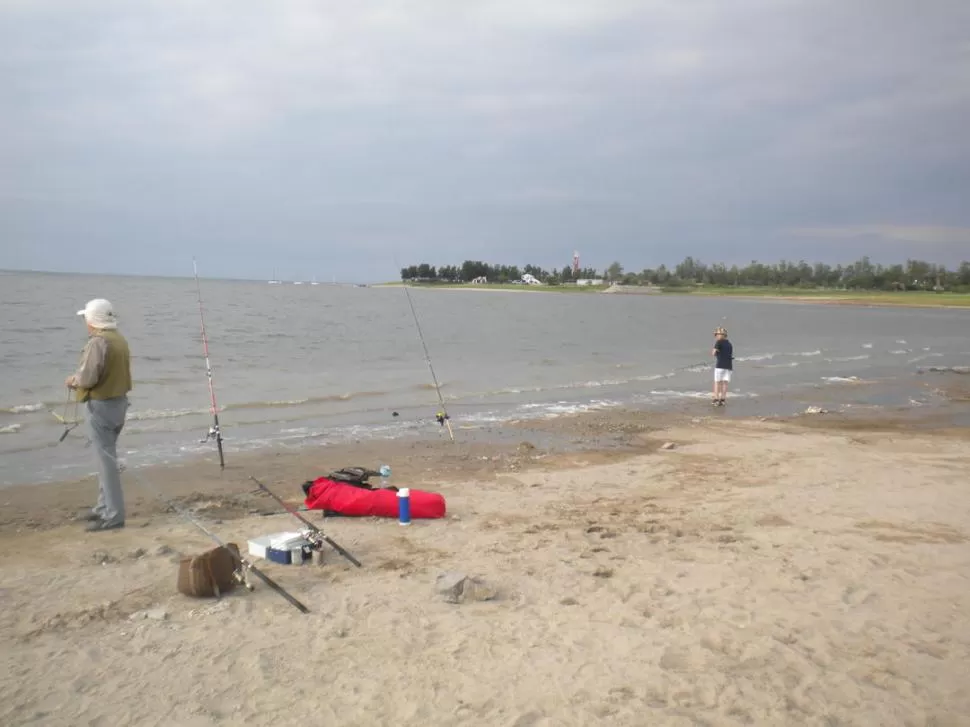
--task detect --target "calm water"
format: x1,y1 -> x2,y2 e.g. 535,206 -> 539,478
1,271 -> 968,486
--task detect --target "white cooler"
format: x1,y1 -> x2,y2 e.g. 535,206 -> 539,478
247,531 -> 312,565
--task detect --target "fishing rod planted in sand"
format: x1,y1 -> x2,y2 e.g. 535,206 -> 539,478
193,259 -> 226,468
396,267 -> 455,442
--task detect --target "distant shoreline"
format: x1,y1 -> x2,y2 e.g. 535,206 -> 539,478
375,283 -> 970,309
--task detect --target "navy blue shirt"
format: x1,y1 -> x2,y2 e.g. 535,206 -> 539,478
714,339 -> 733,370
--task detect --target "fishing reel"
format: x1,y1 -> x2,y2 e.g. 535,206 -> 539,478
300,529 -> 322,545
199,426 -> 220,444
233,565 -> 255,591
58,421 -> 80,443
302,533 -> 327,564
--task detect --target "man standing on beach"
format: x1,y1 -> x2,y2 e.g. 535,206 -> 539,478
712,326 -> 733,406
65,299 -> 132,532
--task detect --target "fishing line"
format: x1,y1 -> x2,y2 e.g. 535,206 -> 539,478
51,388 -> 81,443
193,259 -> 226,468
677,360 -> 710,372
396,259 -> 455,442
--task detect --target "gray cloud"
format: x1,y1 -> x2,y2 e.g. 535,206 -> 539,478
1,0 -> 968,280
790,226 -> 970,245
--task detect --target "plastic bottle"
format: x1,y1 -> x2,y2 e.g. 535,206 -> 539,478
397,487 -> 411,526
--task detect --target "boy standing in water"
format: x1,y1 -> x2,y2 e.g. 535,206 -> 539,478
712,326 -> 733,406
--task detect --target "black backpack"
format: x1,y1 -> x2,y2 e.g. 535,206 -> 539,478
301,466 -> 390,496
328,466 -> 383,487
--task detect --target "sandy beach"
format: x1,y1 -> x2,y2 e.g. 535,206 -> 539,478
2,402 -> 969,727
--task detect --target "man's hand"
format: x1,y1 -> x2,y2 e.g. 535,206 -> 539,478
65,375 -> 76,389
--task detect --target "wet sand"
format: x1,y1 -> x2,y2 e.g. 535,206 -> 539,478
1,400 -> 969,726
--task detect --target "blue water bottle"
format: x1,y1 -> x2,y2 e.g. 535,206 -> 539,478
397,487 -> 411,526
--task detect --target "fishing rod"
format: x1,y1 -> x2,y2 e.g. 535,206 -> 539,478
54,419 -> 308,613
193,259 -> 225,468
250,476 -> 362,567
677,318 -> 733,373
397,269 -> 455,442
159,489 -> 309,614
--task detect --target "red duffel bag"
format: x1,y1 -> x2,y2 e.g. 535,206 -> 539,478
303,477 -> 446,519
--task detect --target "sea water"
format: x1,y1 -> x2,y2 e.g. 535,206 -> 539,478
1,271 -> 967,486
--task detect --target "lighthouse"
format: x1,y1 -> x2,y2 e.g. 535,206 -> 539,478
572,251 -> 580,275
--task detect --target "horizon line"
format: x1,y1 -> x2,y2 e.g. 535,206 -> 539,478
0,268 -> 374,285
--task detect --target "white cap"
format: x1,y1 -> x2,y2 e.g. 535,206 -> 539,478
76,298 -> 118,329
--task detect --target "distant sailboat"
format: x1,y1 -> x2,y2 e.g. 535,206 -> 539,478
311,276 -> 319,286
268,267 -> 282,284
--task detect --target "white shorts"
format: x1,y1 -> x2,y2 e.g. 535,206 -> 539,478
714,368 -> 732,383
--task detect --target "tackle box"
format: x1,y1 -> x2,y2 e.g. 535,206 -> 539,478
247,532 -> 313,565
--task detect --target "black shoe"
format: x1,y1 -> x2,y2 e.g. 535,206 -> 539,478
85,519 -> 125,532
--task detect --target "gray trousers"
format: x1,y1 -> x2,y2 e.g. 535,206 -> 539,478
86,396 -> 129,525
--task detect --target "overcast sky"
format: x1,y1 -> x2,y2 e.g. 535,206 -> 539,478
2,1 -> 969,281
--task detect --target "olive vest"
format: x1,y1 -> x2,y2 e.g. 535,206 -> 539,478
77,329 -> 133,402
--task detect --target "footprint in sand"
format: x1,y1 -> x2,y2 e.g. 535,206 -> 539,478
854,520 -> 968,544
757,514 -> 793,527
608,686 -> 636,702
842,584 -> 879,606
510,710 -> 547,727
659,645 -> 709,672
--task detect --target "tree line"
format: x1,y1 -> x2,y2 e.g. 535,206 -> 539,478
400,257 -> 970,291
